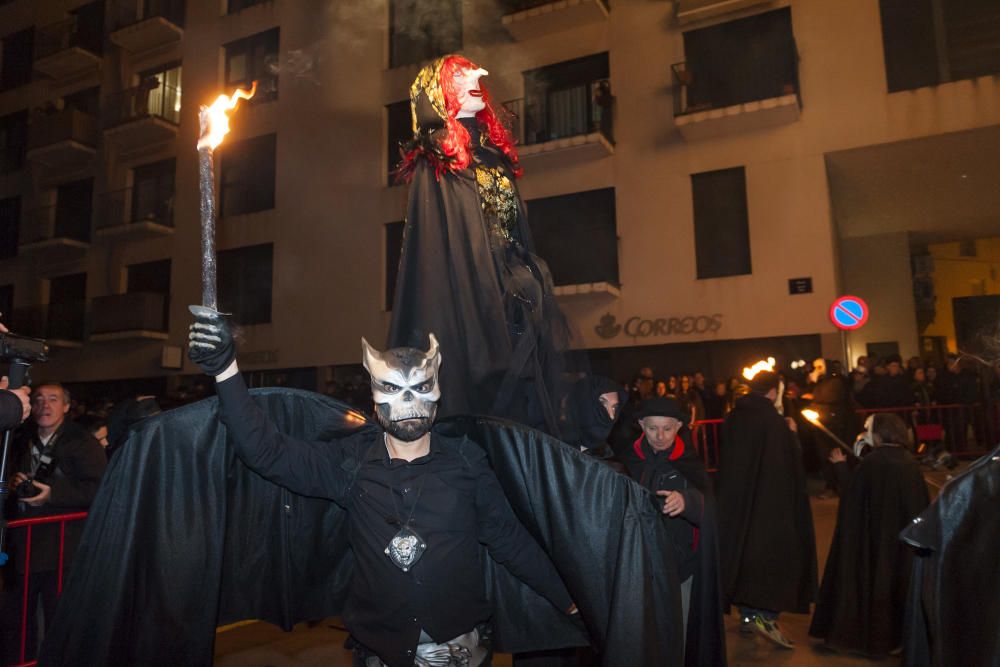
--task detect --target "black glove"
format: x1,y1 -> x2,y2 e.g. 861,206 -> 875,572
188,309 -> 236,377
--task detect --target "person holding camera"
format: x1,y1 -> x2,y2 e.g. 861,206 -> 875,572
1,383 -> 106,663
621,396 -> 726,667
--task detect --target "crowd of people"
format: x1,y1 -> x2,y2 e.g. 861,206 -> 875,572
0,349 -> 992,665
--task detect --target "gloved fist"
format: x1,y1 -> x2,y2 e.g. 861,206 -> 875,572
188,307 -> 236,377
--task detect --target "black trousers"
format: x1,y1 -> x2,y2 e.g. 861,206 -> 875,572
1,570 -> 59,664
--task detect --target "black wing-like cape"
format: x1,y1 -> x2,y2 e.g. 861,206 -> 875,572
809,447 -> 930,655
900,444 -> 1000,667
39,389 -> 684,667
717,394 -> 818,613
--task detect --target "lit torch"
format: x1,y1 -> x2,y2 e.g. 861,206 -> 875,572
801,408 -> 853,453
190,83 -> 256,317
742,357 -> 776,381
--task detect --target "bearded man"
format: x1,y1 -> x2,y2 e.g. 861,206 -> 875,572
186,313 -> 575,666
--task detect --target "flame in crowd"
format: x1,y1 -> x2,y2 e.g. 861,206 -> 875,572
742,357 -> 776,381
801,408 -> 821,425
197,82 -> 257,151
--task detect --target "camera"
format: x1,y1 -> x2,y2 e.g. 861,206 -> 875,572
15,453 -> 57,499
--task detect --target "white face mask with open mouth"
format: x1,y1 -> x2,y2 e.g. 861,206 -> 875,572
454,67 -> 489,118
361,334 -> 442,442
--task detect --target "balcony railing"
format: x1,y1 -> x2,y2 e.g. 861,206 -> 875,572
504,78 -> 614,146
21,205 -> 91,246
11,302 -> 87,343
98,186 -> 175,231
114,0 -> 186,30
26,108 -> 98,160
34,16 -> 103,61
90,292 -> 169,338
671,60 -> 801,117
105,83 -> 181,128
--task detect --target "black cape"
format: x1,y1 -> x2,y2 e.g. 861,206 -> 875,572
621,430 -> 728,667
387,156 -> 569,436
39,389 -> 685,667
900,443 -> 1000,667
809,447 -> 930,655
717,393 -> 818,613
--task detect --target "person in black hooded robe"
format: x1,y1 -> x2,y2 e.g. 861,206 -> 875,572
809,413 -> 930,656
387,54 -> 569,436
718,371 -> 817,649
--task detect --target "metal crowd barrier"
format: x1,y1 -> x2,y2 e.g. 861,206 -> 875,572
2,512 -> 88,667
690,402 -> 998,473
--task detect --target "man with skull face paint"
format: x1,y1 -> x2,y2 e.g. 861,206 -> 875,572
188,313 -> 575,667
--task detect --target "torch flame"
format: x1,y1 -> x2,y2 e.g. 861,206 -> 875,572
801,408 -> 820,425
742,357 -> 776,381
197,81 -> 257,151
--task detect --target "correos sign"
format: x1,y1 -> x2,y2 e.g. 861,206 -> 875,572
595,313 -> 723,340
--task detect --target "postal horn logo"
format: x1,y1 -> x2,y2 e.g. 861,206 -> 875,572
595,313 -> 621,340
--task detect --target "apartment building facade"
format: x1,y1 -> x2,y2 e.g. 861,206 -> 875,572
0,0 -> 998,395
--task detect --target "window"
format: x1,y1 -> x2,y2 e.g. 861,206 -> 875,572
880,0 -> 1000,92
1,28 -> 34,91
48,272 -> 87,341
220,133 -> 277,217
228,0 -> 272,13
0,285 -> 12,322
386,101 -> 411,184
0,197 -> 19,259
55,179 -> 93,242
389,0 -> 462,68
0,110 -> 28,173
63,86 -> 101,116
681,8 -> 797,113
385,221 -> 405,309
131,159 -> 175,225
128,259 -> 171,329
691,167 -> 751,279
138,63 -> 182,124
523,53 -> 612,144
225,28 -> 279,102
70,1 -> 105,55
527,188 -> 619,286
218,243 -> 273,325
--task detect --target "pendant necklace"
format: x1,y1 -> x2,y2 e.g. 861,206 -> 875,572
383,434 -> 428,573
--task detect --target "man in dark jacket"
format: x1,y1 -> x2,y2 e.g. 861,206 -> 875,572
2,383 -> 106,663
621,397 -> 726,667
718,372 -> 817,650
857,355 -> 913,408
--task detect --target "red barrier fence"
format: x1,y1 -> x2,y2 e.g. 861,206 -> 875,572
691,402 -> 998,472
2,512 -> 87,667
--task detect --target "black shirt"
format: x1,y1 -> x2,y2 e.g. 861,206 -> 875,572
216,374 -> 572,667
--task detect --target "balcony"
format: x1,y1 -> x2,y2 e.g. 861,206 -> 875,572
33,17 -> 102,80
504,79 -> 614,164
26,109 -> 98,168
675,0 -> 775,25
11,303 -> 86,348
104,84 -> 180,155
110,0 -> 185,54
90,292 -> 169,341
501,0 -> 609,41
671,60 -> 800,141
19,206 -> 90,261
96,187 -> 175,240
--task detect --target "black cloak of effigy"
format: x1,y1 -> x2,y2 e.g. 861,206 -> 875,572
809,446 -> 930,656
900,443 -> 1000,667
37,389 -> 686,667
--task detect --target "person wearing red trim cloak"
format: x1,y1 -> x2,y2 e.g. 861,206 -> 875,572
388,55 -> 570,437
621,397 -> 727,667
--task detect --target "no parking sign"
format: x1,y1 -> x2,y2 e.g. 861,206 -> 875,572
829,296 -> 869,330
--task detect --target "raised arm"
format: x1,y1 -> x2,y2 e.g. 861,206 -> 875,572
189,309 -> 360,503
